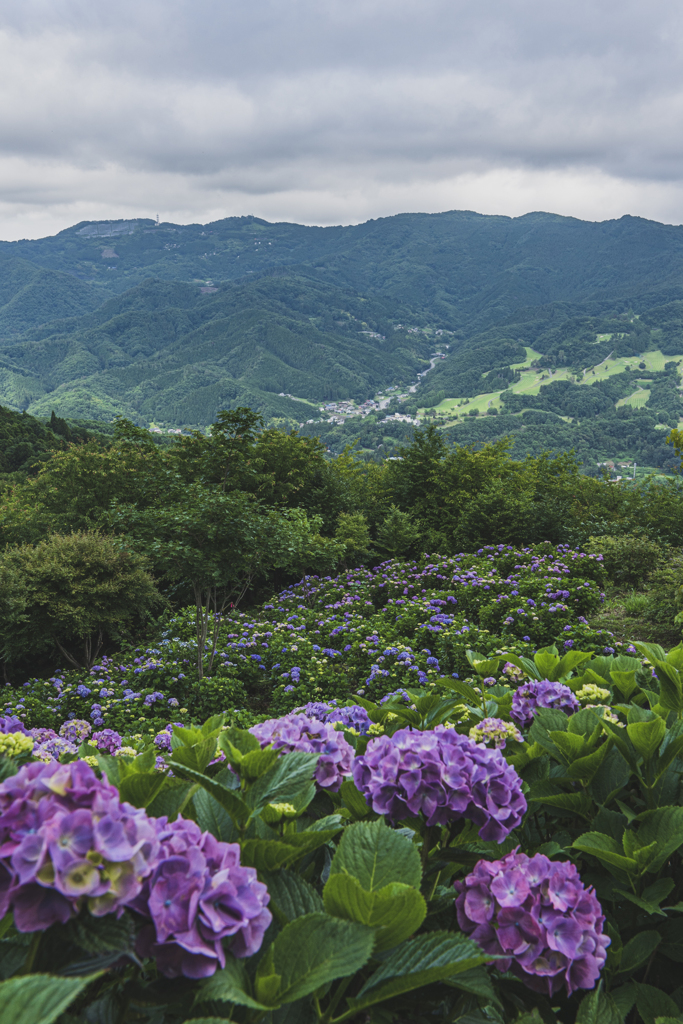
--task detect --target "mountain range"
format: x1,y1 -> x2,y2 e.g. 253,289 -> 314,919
2,210 -> 683,466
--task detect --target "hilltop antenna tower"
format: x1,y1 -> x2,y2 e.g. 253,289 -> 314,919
156,214 -> 159,226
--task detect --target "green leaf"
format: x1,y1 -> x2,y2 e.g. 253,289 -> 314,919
442,966 -> 498,1003
437,677 -> 480,704
618,931 -> 661,975
0,972 -> 100,1024
634,806 -> 683,873
534,648 -> 561,680
567,742 -> 611,782
634,982 -> 680,1024
197,956 -> 270,1011
169,737 -> 219,774
615,878 -> 675,917
253,913 -> 374,1007
556,650 -> 593,678
529,788 -> 593,819
653,661 -> 683,713
611,670 -> 639,700
168,763 -> 250,825
466,651 -> 501,677
635,642 -> 668,664
193,788 -> 238,843
549,730 -> 586,762
247,751 -> 319,814
262,869 -> 324,924
117,771 -> 167,809
340,779 -> 372,819
345,931 -> 490,1013
628,717 -> 667,760
147,779 -> 196,821
241,831 -> 339,871
573,833 -> 637,874
329,819 -> 421,891
323,874 -> 426,952
576,986 -> 622,1024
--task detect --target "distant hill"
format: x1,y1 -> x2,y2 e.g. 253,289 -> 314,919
3,210 -> 683,464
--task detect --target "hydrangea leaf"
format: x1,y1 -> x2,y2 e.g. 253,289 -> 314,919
340,779 -> 373,819
197,955 -> 270,1011
566,742 -> 611,783
167,762 -> 250,825
253,913 -> 374,1007
627,717 -> 667,761
146,779 -> 197,821
345,931 -> 490,1013
117,771 -> 167,809
193,787 -> 239,843
556,650 -> 593,678
634,806 -> 683,873
617,931 -> 661,976
573,832 -> 638,874
169,737 -> 219,774
323,873 -> 426,952
246,751 -> 320,814
575,986 -> 623,1024
533,649 -> 561,680
329,819 -> 422,891
241,831 -> 340,871
610,670 -> 639,700
633,982 -> 680,1024
0,972 -> 101,1024
262,868 -> 324,924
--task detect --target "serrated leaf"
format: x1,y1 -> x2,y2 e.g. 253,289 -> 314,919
436,677 -> 480,704
627,717 -> 667,760
247,751 -> 319,814
634,982 -> 680,1024
65,912 -> 135,955
147,779 -> 196,821
170,737 -> 219,774
576,986 -> 622,1024
241,831 -> 339,871
323,874 -> 426,951
529,788 -> 593,819
573,833 -> 637,874
254,913 -> 374,1007
193,788 -> 238,842
611,670 -> 638,700
346,931 -> 490,1012
340,779 -> 372,819
262,869 -> 324,923
197,955 -> 269,1011
567,742 -> 611,782
117,771 -> 167,809
618,931 -> 661,975
167,762 -> 250,825
0,972 -> 100,1024
634,806 -> 683,873
556,650 -> 593,678
329,819 -> 421,891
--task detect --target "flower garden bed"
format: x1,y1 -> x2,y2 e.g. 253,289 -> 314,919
0,543 -> 679,1024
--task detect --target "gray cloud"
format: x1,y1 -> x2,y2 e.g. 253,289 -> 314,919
0,0 -> 682,238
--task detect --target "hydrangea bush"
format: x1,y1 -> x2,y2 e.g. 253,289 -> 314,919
1,550 -> 682,1024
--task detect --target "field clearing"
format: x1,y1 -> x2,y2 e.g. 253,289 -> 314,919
422,349 -> 683,419
616,388 -> 651,409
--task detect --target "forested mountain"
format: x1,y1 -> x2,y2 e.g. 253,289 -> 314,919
3,209 -> 683,465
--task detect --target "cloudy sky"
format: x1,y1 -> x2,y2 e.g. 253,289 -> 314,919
0,0 -> 681,239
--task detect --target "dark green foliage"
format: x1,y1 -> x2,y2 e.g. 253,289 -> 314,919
585,534 -> 663,586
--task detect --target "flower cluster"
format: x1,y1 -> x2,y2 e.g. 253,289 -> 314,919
576,683 -> 610,704
133,817 -> 271,979
295,701 -> 372,735
91,729 -> 123,754
353,726 -> 526,841
510,681 -> 579,728
0,760 -> 160,929
250,714 -> 354,791
469,718 -> 522,749
0,732 -> 33,758
454,850 -> 609,996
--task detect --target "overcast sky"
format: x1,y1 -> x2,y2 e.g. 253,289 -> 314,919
0,0 -> 681,239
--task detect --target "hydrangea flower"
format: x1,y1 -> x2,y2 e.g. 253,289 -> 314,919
133,817 -> 271,978
250,714 -> 354,791
469,718 -> 523,749
353,726 -> 526,841
0,760 -> 160,929
0,733 -> 33,758
295,701 -> 372,735
454,849 -> 609,996
33,736 -> 78,762
59,720 -> 92,745
0,716 -> 29,735
576,683 -> 610,704
511,681 -> 580,728
91,729 -> 123,755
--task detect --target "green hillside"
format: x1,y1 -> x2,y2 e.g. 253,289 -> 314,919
3,210 -> 683,464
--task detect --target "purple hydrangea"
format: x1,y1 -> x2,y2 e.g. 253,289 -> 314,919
91,729 -> 123,755
0,760 -> 160,929
250,714 -> 354,791
0,716 -> 28,735
59,720 -> 92,745
295,701 -> 372,735
454,849 -> 609,996
511,680 -> 580,728
133,817 -> 271,978
353,726 -> 526,841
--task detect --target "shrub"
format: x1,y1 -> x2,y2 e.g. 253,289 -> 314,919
585,532 -> 662,586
